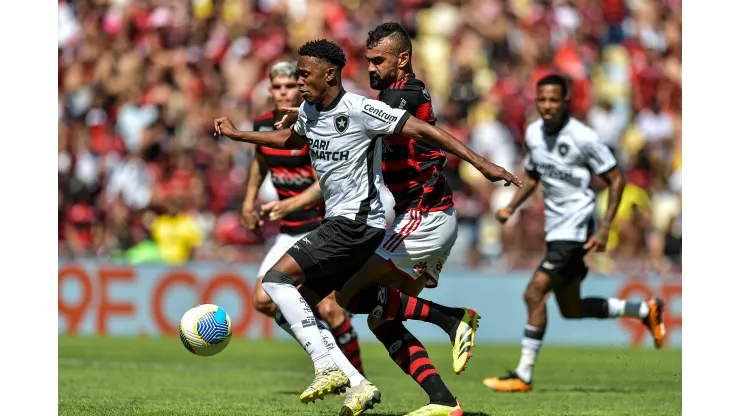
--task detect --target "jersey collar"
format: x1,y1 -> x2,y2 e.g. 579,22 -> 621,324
321,88 -> 346,113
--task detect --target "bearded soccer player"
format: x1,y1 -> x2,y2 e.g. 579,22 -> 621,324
242,60 -> 365,375
215,39 -> 518,415
482,74 -> 666,393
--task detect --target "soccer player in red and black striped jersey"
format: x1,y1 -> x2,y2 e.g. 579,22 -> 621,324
242,61 -> 365,376
338,22 -> 465,416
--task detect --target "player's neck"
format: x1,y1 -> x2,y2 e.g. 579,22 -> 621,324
396,67 -> 413,81
544,114 -> 571,135
315,86 -> 345,112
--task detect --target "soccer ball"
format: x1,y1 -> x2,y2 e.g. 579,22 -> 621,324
179,304 -> 232,356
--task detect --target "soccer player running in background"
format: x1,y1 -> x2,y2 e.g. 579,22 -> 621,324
214,39 -> 518,415
482,74 -> 666,393
242,60 -> 365,376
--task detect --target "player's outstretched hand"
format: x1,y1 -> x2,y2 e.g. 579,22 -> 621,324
583,229 -> 609,255
274,107 -> 300,130
214,117 -> 239,139
479,162 -> 523,188
495,207 -> 514,224
260,200 -> 293,222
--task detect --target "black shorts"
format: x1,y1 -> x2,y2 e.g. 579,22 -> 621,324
287,216 -> 385,300
537,240 -> 589,287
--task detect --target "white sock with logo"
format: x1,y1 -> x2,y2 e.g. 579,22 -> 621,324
262,281 -> 333,372
317,321 -> 365,387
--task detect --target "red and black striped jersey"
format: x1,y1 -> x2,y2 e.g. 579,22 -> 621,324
378,75 -> 454,216
253,112 -> 324,235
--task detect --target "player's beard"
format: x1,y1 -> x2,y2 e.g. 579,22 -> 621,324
369,72 -> 394,90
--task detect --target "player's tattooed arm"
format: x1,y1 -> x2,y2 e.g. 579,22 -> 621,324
261,181 -> 323,221
241,154 -> 268,232
214,117 -> 307,149
400,116 -> 522,187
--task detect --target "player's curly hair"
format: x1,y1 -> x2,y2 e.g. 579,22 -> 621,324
366,22 -> 412,58
537,74 -> 570,98
298,39 -> 347,69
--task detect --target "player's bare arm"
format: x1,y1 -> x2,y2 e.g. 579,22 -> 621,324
496,169 -> 541,224
214,117 -> 306,149
242,154 -> 268,232
584,166 -> 626,254
400,115 -> 522,187
261,180 -> 324,221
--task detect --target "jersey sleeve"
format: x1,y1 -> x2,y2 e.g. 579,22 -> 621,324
579,130 -> 617,174
523,129 -> 535,171
291,103 -> 308,138
358,98 -> 411,137
381,83 -> 436,124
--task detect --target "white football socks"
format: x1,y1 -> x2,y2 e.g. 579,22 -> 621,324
515,325 -> 543,383
275,312 -> 366,387
316,321 -> 366,387
607,298 -> 649,318
262,281 -> 333,371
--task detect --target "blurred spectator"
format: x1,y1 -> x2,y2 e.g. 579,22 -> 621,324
58,0 -> 681,272
150,192 -> 203,264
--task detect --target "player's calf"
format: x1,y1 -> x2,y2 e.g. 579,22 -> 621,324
557,296 -> 666,348
344,286 -> 463,338
371,319 -> 457,407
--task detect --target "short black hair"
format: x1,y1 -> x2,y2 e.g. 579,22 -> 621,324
298,39 -> 347,69
366,22 -> 413,58
536,74 -> 569,97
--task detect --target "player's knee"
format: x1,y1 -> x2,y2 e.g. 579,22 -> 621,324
523,287 -> 545,309
316,300 -> 345,328
253,286 -> 276,317
262,269 -> 298,286
334,290 -> 351,309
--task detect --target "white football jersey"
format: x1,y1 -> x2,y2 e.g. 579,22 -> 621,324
524,118 -> 617,242
293,89 -> 410,229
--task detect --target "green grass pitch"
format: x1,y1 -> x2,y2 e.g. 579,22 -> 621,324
59,336 -> 681,415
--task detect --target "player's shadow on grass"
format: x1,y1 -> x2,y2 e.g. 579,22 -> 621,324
538,385 -> 643,394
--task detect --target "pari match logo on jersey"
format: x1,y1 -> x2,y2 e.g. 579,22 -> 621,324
308,113 -> 351,161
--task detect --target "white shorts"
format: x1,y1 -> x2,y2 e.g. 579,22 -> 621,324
257,232 -> 309,278
376,207 -> 458,288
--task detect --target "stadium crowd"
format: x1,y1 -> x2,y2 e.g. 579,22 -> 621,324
58,0 -> 681,274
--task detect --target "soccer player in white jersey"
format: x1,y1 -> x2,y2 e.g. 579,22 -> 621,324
243,60 -> 366,376
214,39 -> 518,415
482,74 -> 666,393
